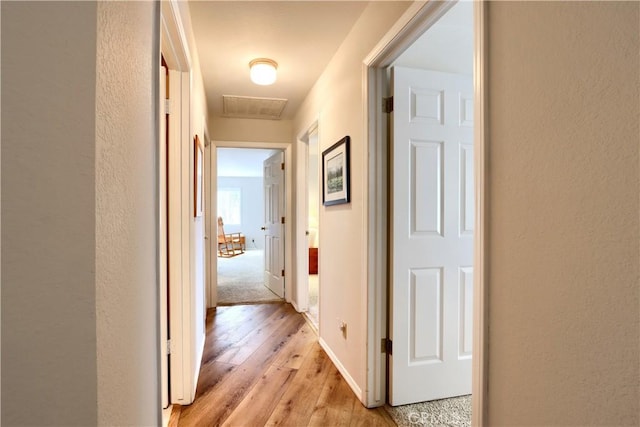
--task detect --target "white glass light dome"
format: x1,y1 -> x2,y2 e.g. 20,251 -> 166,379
249,58 -> 278,86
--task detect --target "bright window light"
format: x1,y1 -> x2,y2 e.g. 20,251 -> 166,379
218,188 -> 241,225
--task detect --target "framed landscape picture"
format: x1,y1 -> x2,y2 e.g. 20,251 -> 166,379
322,136 -> 350,206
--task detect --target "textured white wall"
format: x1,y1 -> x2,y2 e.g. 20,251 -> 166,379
1,2 -> 98,425
293,1 -> 411,397
487,2 -> 639,425
95,2 -> 159,425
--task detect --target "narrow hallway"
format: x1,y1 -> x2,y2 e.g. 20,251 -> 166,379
170,303 -> 394,426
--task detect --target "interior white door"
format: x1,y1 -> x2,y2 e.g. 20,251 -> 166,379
263,151 -> 285,298
389,67 -> 474,405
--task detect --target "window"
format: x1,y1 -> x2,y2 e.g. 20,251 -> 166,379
218,187 -> 241,225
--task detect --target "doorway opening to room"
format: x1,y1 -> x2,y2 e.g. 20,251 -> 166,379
215,147 -> 285,305
386,0 -> 474,408
297,122 -> 321,328
364,1 -> 486,423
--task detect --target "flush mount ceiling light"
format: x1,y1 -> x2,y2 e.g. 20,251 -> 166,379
249,58 -> 278,85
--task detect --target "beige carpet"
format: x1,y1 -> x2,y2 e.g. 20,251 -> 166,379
217,249 -> 281,305
384,395 -> 471,427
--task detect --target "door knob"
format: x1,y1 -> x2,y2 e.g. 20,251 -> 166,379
261,226 -> 267,230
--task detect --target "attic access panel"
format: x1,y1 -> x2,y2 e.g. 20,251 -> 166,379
222,95 -> 288,120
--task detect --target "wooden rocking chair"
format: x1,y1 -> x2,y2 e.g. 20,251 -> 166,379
217,216 -> 244,257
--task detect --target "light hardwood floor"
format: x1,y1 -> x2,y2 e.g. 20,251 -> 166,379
170,302 -> 395,427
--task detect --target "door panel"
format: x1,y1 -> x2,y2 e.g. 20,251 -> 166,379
411,141 -> 443,235
263,152 -> 285,298
410,267 -> 442,363
389,67 -> 473,405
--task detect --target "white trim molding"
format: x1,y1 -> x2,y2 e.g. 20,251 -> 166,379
471,2 -> 489,425
161,0 -> 207,407
160,0 -> 191,72
294,118 -> 320,315
211,140 -> 294,304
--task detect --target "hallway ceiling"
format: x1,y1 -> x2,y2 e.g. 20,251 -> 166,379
189,1 -> 369,121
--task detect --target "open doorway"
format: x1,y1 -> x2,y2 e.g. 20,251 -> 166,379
364,0 -> 485,422
216,147 -> 284,305
386,0 -> 474,408
295,121 -> 321,328
306,126 -> 320,327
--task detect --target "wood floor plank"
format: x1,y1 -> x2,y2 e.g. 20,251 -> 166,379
178,359 -> 270,426
271,322 -> 316,370
206,304 -> 253,330
222,365 -> 297,427
265,344 -> 334,427
168,405 -> 181,427
216,304 -> 301,365
209,303 -> 281,343
238,312 -> 307,371
307,367 -> 357,426
177,303 -> 396,427
192,361 -> 236,399
179,310 -> 305,426
202,304 -> 282,365
349,403 -> 396,427
214,303 -> 288,362
178,361 -> 237,424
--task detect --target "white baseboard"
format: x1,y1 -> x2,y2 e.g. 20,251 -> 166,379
318,337 -> 363,403
291,299 -> 301,312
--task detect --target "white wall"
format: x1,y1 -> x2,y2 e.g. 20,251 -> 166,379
486,2 -> 639,425
292,1 -> 411,399
218,176 -> 265,250
95,3 -> 159,424
2,2 -> 100,425
2,1 -> 160,426
211,117 -> 293,143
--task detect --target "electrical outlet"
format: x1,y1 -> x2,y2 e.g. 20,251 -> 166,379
338,319 -> 347,339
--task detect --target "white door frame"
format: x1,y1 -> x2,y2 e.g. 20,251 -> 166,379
159,63 -> 169,409
210,140 -> 294,306
363,1 -> 488,423
160,0 -> 199,406
204,134 -> 216,308
294,119 -> 319,313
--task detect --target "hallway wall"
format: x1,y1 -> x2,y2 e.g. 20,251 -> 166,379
211,117 -> 293,143
292,1 -> 411,400
486,2 -> 639,425
2,2 -> 160,426
2,2 -> 100,425
95,2 -> 159,424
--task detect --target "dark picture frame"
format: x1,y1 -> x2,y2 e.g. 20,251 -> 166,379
194,135 -> 204,217
322,136 -> 350,206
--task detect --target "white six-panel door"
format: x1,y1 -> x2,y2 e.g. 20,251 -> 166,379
389,67 -> 474,405
263,152 -> 285,298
